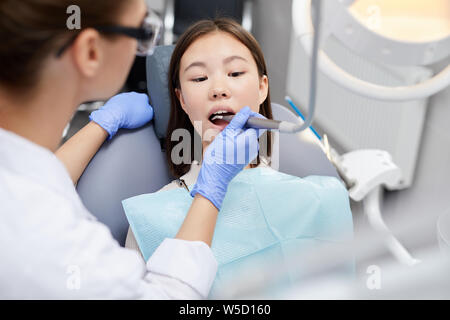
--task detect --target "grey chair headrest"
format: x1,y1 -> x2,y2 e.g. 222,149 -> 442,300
146,45 -> 175,140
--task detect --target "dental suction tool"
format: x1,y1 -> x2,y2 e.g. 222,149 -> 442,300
215,115 -> 306,134
218,0 -> 322,134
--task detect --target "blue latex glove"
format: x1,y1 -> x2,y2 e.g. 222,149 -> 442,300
190,106 -> 266,210
89,92 -> 154,140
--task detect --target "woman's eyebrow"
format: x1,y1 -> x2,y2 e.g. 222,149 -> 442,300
184,61 -> 206,72
223,55 -> 248,64
184,55 -> 248,73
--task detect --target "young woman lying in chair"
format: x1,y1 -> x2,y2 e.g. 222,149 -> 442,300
121,19 -> 354,297
59,18 -> 353,298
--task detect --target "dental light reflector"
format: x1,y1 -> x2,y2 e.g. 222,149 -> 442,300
292,0 -> 450,101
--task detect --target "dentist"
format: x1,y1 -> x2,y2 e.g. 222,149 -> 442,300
0,0 -> 261,299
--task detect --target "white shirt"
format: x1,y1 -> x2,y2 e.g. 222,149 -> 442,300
0,128 -> 217,299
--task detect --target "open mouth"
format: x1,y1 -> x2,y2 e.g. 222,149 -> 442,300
208,110 -> 235,126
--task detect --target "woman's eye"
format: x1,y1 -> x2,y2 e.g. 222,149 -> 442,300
229,71 -> 245,77
192,77 -> 207,82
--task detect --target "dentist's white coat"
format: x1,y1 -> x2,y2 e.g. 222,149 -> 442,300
0,128 -> 217,299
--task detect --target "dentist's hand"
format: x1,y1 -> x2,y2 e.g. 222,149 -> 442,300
190,106 -> 266,210
89,92 -> 154,140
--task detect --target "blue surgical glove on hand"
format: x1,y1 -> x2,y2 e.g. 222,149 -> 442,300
190,106 -> 266,210
89,92 -> 154,140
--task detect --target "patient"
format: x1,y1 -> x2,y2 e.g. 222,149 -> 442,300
124,18 -> 354,297
125,17 -> 274,252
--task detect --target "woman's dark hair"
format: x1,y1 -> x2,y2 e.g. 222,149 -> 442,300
0,0 -> 130,92
166,18 -> 273,178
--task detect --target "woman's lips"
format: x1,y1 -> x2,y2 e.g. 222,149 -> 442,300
207,111 -> 235,132
207,106 -> 236,120
210,118 -> 230,131
204,118 -> 229,133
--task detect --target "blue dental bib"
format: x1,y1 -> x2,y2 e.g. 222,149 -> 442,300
123,167 -> 354,296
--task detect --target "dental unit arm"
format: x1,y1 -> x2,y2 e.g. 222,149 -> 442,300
323,144 -> 421,266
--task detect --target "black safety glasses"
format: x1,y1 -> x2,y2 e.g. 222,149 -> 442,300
56,10 -> 162,57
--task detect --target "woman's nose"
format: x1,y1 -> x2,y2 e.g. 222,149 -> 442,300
209,87 -> 230,100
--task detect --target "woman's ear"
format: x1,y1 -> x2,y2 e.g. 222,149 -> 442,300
71,28 -> 102,78
258,75 -> 269,105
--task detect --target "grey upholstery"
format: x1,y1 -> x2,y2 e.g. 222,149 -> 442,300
271,104 -> 340,179
146,45 -> 174,139
76,125 -> 171,246
163,0 -> 252,45
76,45 -> 339,246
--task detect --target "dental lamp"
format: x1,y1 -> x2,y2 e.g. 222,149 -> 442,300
293,0 -> 450,101
291,0 -> 450,266
225,0 -> 449,132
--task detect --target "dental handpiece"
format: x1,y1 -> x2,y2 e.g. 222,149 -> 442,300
215,115 -> 302,133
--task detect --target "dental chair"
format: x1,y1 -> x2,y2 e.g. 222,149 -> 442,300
76,45 -> 340,246
162,0 -> 253,45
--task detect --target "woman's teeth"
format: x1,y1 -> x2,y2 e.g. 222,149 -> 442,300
209,110 -> 234,122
